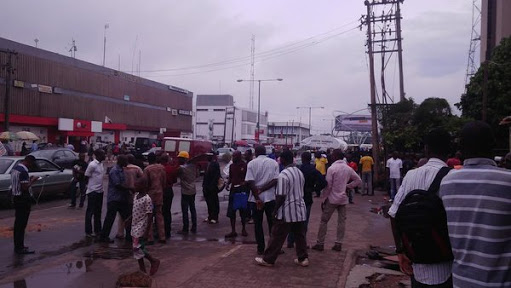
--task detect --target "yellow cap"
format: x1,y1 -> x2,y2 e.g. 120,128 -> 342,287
178,151 -> 190,159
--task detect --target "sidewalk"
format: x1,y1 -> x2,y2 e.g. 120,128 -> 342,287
0,189 -> 395,288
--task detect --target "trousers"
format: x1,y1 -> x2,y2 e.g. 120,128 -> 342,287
316,199 -> 346,245
13,197 -> 31,251
204,188 -> 219,221
85,192 -> 103,235
252,200 -> 276,253
101,201 -> 131,240
163,187 -> 174,238
264,220 -> 308,264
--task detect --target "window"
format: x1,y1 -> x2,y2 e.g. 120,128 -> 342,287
0,159 -> 14,174
64,151 -> 76,158
35,159 -> 59,172
178,141 -> 191,152
54,151 -> 66,160
213,109 -> 226,112
196,109 -> 208,112
164,140 -> 176,152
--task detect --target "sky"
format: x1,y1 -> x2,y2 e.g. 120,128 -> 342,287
0,0 -> 474,134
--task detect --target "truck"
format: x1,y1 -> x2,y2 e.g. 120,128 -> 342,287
162,137 -> 212,174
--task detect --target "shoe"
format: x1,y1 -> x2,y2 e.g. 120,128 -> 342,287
287,243 -> 294,249
278,250 -> 285,255
247,219 -> 254,224
255,257 -> 273,267
78,204 -> 84,208
332,243 -> 342,252
294,258 -> 309,267
99,237 -> 114,243
241,230 -> 248,237
203,218 -> 210,223
257,250 -> 264,255
158,240 -> 167,244
68,204 -> 76,208
15,248 -> 35,255
177,230 -> 189,235
225,232 -> 238,238
349,201 -> 354,204
311,244 -> 324,251
190,228 -> 197,234
209,219 -> 217,224
85,233 -> 96,238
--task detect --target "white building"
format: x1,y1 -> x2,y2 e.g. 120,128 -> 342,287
267,121 -> 310,147
195,94 -> 268,144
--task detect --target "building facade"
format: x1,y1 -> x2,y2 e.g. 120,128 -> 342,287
267,121 -> 310,148
195,94 -> 268,144
0,37 -> 193,149
481,0 -> 511,61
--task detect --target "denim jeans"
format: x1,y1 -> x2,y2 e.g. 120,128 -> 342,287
181,194 -> 197,231
252,200 -> 276,253
389,178 -> 401,200
362,172 -> 373,195
85,192 -> 103,235
69,179 -> 86,206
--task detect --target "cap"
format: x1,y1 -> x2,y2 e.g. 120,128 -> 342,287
177,151 -> 189,159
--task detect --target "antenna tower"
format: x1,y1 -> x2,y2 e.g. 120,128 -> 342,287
464,0 -> 481,91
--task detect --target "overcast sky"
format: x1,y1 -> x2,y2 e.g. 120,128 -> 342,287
0,0 -> 474,133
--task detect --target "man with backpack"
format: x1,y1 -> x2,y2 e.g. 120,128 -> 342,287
388,128 -> 453,288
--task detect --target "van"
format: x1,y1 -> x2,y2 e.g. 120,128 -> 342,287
162,137 -> 212,174
134,137 -> 161,156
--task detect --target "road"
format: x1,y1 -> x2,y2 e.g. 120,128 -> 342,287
0,175 -> 395,288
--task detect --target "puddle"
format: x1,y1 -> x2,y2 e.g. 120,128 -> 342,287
0,259 -> 92,288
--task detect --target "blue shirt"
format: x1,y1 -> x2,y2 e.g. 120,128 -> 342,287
108,164 -> 127,203
11,164 -> 29,196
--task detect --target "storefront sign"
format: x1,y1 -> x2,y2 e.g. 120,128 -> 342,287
178,110 -> 192,116
38,85 -> 53,94
13,80 -> 24,88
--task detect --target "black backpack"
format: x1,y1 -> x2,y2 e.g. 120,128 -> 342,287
395,167 -> 454,264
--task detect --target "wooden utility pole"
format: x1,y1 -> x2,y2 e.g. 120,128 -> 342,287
396,0 -> 405,101
364,2 -> 381,182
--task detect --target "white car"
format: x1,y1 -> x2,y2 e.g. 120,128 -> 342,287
216,147 -> 234,157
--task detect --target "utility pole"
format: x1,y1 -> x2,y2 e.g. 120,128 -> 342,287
395,0 -> 405,101
297,106 -> 324,137
250,35 -> 255,110
1,49 -> 17,131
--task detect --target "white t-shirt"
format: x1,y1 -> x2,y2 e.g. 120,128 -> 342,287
131,193 -> 153,238
245,155 -> 279,203
84,159 -> 105,194
386,158 -> 402,179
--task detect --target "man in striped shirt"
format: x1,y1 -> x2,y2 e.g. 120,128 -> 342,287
439,121 -> 511,288
11,155 -> 38,254
255,150 -> 309,267
388,129 -> 453,287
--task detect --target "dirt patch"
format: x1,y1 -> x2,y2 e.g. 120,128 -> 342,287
360,273 -> 409,288
0,223 -> 48,238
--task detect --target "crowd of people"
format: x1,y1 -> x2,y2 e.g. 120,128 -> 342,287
8,120 -> 511,286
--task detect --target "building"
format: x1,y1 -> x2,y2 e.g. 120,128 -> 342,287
194,94 -> 268,144
481,0 -> 511,61
0,37 -> 193,149
267,121 -> 310,148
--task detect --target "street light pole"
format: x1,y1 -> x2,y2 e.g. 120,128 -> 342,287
297,106 -> 324,136
237,78 -> 283,143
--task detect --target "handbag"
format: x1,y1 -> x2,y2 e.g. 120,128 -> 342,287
232,192 -> 248,210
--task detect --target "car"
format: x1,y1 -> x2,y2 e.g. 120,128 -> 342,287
142,147 -> 162,160
134,137 -> 161,156
0,157 -> 74,203
216,147 -> 234,157
30,148 -> 78,169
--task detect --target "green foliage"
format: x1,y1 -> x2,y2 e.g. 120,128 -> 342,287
457,36 -> 511,149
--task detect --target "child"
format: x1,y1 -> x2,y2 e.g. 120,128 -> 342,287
131,176 -> 160,276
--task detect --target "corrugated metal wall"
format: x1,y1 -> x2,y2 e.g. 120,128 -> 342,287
0,49 -> 192,131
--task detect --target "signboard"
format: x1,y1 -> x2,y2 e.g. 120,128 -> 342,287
171,109 -> 178,116
168,85 -> 188,94
58,118 -> 74,131
38,85 -> 53,94
334,115 -> 372,132
13,80 -> 24,88
178,110 -> 192,116
91,121 -> 103,133
123,95 -> 131,101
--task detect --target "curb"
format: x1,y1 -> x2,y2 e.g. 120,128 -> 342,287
337,248 -> 358,288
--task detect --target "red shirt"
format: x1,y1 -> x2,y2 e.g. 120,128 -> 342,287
229,161 -> 247,186
446,158 -> 461,168
163,163 -> 179,187
348,161 -> 358,171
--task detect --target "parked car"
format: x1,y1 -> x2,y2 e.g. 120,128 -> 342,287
142,147 -> 162,160
30,148 -> 78,169
134,137 -> 161,156
0,157 -> 74,203
216,147 -> 234,157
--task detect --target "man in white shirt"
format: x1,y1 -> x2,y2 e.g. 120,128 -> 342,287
388,129 -> 453,287
245,145 -> 280,255
84,149 -> 106,237
386,151 -> 403,201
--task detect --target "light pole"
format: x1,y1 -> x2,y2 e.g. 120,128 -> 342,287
103,24 -> 109,66
237,78 -> 283,143
297,106 -> 324,137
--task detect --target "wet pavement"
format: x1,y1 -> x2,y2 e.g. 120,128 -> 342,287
0,173 -> 395,288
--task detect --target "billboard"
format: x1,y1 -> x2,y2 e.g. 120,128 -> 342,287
334,115 -> 372,132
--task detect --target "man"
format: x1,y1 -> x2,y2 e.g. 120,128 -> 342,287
84,149 -> 106,237
359,152 -> 374,196
255,150 -> 309,267
11,155 -> 38,254
68,153 -> 88,208
287,152 -> 327,248
386,151 -> 403,201
244,149 -> 254,224
203,152 -> 221,224
314,152 -> 328,197
100,155 -> 133,243
225,151 -> 248,238
161,154 -> 178,239
30,140 -> 38,152
347,156 -> 358,204
445,151 -> 462,169
439,121 -> 511,287
312,149 -> 361,252
389,129 -> 453,288
245,145 -> 280,255
116,154 -> 143,239
2,140 -> 14,156
143,153 -> 167,244
176,151 -> 197,234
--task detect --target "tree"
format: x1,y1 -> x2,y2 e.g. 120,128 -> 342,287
413,97 -> 452,140
457,36 -> 511,149
379,98 -> 420,152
